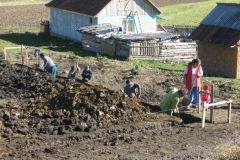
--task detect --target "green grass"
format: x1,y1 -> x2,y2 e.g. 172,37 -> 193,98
158,0 -> 240,26
0,32 -> 95,57
129,59 -> 187,71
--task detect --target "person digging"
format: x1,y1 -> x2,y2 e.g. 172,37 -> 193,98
124,79 -> 141,102
159,87 -> 187,116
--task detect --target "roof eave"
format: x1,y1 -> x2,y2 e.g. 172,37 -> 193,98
47,6 -> 97,18
147,0 -> 162,14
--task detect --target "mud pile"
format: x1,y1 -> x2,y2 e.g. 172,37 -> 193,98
0,60 -> 158,136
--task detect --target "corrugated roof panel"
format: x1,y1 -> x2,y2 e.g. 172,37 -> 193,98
210,28 -> 228,44
217,29 -> 238,45
189,24 -> 240,46
201,3 -> 240,30
194,25 -> 214,41
46,0 -> 111,17
225,30 -> 240,46
201,26 -> 220,42
189,24 -> 206,40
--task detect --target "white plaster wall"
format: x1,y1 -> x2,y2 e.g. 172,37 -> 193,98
49,8 -> 97,42
97,14 -> 157,33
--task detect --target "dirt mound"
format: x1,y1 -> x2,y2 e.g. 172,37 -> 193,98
0,60 -> 181,137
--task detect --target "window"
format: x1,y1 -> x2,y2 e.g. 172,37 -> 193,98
122,19 -> 134,33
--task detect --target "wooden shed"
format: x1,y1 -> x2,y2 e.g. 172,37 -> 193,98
190,3 -> 240,78
46,0 -> 161,42
77,24 -> 197,61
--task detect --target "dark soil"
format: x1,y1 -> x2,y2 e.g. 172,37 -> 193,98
0,1 -> 240,160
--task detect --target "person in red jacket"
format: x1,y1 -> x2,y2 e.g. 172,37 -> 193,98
183,58 -> 203,108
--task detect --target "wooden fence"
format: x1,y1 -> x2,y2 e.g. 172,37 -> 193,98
158,25 -> 197,37
196,85 -> 233,128
128,41 -> 197,61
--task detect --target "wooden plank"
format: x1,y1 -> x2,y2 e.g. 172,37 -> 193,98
4,47 -> 22,49
205,100 -> 233,108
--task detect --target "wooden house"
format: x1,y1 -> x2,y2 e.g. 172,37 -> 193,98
46,0 -> 161,42
190,3 -> 240,78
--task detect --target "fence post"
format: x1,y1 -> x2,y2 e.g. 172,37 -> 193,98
198,87 -> 200,113
21,44 -> 24,65
210,84 -> 214,123
4,47 -> 6,60
26,47 -> 28,64
202,102 -> 206,128
228,103 -> 232,123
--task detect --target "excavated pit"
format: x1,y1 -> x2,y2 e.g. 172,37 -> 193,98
0,60 -> 188,137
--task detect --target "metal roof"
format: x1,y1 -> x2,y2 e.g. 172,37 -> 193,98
190,3 -> 240,46
111,32 -> 180,41
201,3 -> 240,30
189,24 -> 240,46
46,0 -> 161,17
76,24 -> 120,35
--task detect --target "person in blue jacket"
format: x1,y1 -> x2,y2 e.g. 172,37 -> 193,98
81,65 -> 92,82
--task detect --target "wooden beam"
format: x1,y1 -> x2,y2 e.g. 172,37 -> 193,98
204,100 -> 232,108
202,102 -> 206,128
228,103 -> 232,123
210,84 -> 214,123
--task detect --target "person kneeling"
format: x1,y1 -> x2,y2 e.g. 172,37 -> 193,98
81,65 -> 92,82
160,87 -> 187,116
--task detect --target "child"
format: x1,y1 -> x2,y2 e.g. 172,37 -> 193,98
67,64 -> 80,80
81,65 -> 92,82
201,84 -> 211,109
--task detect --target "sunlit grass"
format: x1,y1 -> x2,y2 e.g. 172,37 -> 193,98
159,0 -> 240,26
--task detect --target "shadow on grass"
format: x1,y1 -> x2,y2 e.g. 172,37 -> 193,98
0,32 -> 96,57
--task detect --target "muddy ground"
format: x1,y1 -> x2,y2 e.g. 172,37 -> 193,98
0,53 -> 240,160
0,1 -> 240,160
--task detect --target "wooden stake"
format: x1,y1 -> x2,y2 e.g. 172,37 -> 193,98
26,47 -> 28,64
202,102 -> 206,128
228,103 -> 231,123
210,84 -> 214,123
4,47 -> 6,60
21,44 -> 24,65
198,87 -> 200,113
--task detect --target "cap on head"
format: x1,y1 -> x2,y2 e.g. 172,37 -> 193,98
126,79 -> 130,84
203,84 -> 210,91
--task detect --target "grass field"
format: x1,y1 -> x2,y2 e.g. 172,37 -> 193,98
158,0 -> 240,26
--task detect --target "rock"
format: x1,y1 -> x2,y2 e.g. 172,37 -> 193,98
110,106 -> 116,110
17,127 -> 29,135
97,110 -> 104,116
3,111 -> 10,121
99,92 -> 105,97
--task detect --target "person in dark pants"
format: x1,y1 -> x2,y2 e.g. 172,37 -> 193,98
40,53 -> 57,78
81,65 -> 92,81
